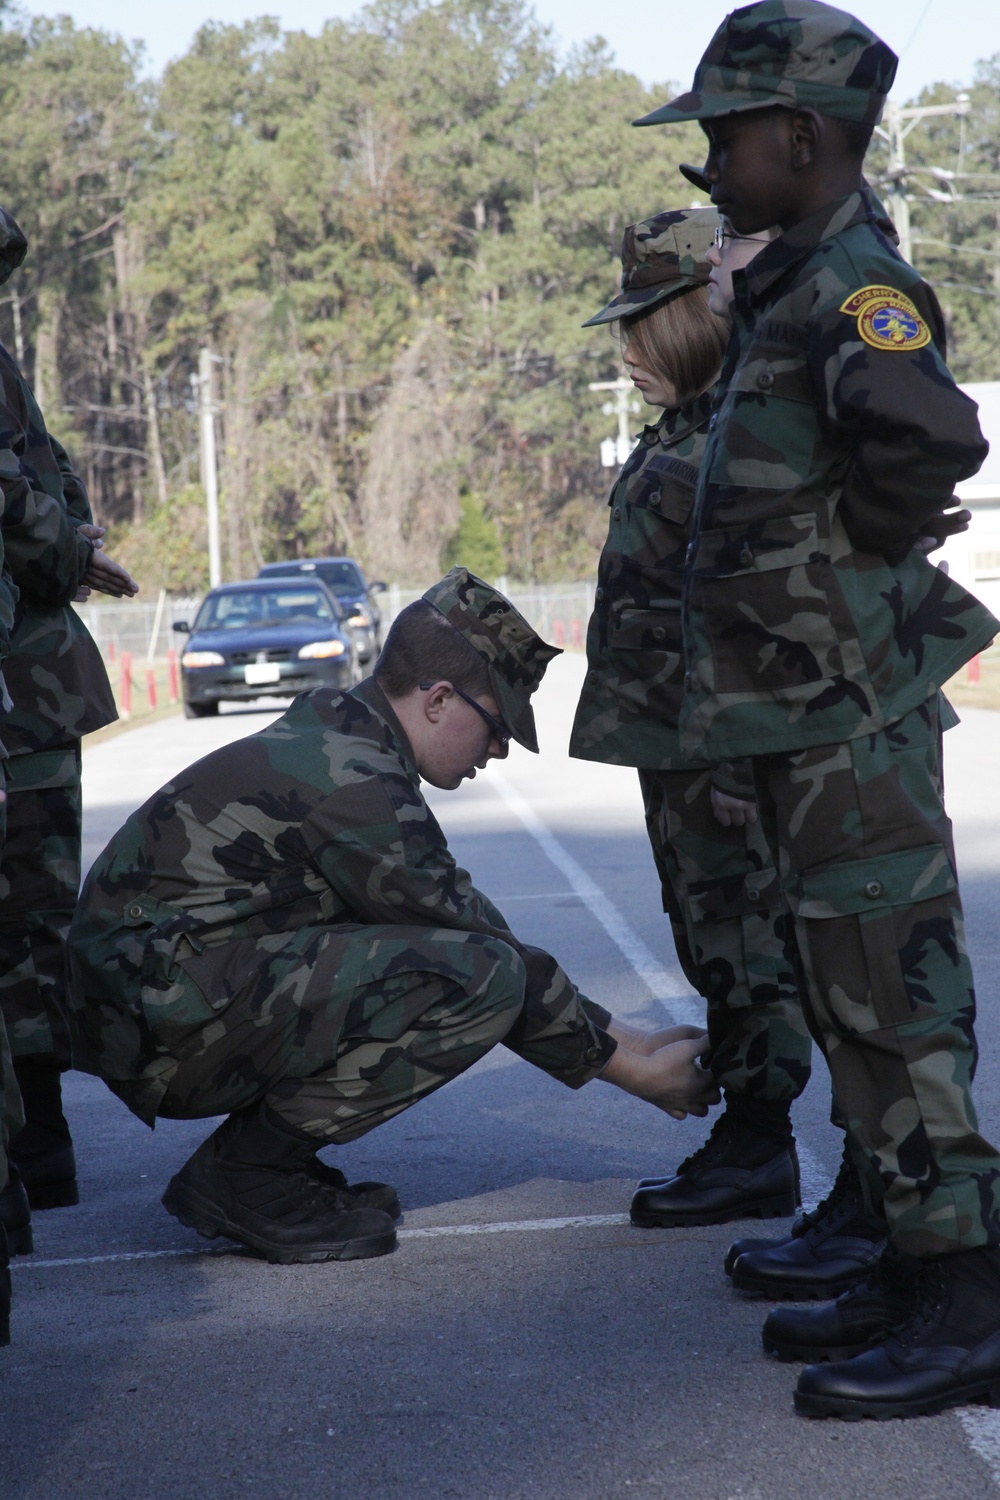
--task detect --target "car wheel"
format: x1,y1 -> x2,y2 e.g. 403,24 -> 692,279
184,699 -> 219,719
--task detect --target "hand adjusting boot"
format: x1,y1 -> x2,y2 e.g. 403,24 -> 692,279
762,1246 -> 918,1362
795,1246 -> 1000,1420
728,1140 -> 886,1298
631,1095 -> 799,1229
162,1104 -> 398,1263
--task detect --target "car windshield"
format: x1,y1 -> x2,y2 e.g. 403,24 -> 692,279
194,588 -> 335,631
265,561 -> 364,596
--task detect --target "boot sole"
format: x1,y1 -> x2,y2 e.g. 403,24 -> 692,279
162,1178 -> 397,1264
731,1267 -> 868,1300
24,1180 -> 79,1211
763,1335 -> 879,1364
631,1192 -> 797,1229
795,1378 -> 1000,1420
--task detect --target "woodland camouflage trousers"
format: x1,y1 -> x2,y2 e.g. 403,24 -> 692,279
0,743 -> 81,1066
157,923 -> 564,1143
639,766 -> 812,1102
752,697 -> 1000,1256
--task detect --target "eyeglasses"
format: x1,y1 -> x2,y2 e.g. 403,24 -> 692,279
419,683 -> 511,746
712,225 -> 770,250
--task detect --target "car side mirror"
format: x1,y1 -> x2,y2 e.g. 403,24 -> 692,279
172,620 -> 190,634
370,580 -> 387,593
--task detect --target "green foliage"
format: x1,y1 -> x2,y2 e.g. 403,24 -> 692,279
444,491 -> 504,578
0,3 -> 998,586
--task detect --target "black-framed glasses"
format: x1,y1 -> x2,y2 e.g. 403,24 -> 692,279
419,683 -> 511,746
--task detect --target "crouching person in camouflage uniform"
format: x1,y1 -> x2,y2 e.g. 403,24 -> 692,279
570,206 -> 811,1230
67,569 -> 718,1265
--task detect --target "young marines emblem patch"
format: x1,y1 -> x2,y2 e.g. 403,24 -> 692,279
839,285 -> 931,351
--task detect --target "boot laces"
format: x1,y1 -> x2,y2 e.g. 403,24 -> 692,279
794,1143 -> 863,1235
887,1259 -> 948,1346
676,1109 -> 744,1175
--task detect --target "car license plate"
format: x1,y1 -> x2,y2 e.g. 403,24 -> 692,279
244,663 -> 281,686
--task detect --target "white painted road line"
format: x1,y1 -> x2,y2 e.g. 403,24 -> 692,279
13,1213 -> 635,1270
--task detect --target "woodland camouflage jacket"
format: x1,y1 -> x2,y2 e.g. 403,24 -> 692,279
68,677 -> 615,1122
569,390 -> 715,769
680,191 -> 996,761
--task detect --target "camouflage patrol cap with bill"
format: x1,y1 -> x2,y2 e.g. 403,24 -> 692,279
422,566 -> 560,753
583,206 -> 721,327
634,0 -> 898,128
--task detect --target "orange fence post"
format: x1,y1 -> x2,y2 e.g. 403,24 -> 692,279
968,655 -> 982,685
552,619 -> 566,648
167,649 -> 179,705
570,618 -> 583,650
107,640 -> 116,665
146,667 -> 157,712
120,651 -> 132,719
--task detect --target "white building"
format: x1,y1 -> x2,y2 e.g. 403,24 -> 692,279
938,382 -> 1000,616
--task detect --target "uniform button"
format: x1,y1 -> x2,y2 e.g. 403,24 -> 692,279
746,888 -> 761,904
584,1045 -> 601,1064
739,545 -> 753,568
588,670 -> 599,686
686,542 -> 696,559
650,488 -> 662,504
613,506 -> 622,521
128,903 -> 143,919
684,672 -> 693,689
864,880 -> 883,900
709,414 -> 718,430
652,626 -> 667,642
756,369 -> 775,390
595,587 -> 604,602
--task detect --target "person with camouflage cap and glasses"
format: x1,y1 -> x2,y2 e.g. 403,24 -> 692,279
637,0 -> 1000,1421
67,568 -> 718,1265
570,205 -> 813,1230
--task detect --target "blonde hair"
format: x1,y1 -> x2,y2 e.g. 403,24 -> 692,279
618,285 -> 729,403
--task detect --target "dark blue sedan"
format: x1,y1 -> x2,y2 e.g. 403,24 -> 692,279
173,577 -> 360,718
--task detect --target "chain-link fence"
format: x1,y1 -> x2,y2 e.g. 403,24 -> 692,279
381,579 -> 595,649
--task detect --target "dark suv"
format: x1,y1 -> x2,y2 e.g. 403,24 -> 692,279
257,558 -> 386,664
174,577 -> 359,718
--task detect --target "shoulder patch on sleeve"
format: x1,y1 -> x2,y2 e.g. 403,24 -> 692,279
838,284 -> 931,352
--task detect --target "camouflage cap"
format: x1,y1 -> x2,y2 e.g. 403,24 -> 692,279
422,566 -> 561,753
583,206 -> 721,328
634,0 -> 897,128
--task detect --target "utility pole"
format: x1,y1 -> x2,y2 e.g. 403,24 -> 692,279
875,94 -> 971,263
192,347 -> 222,587
589,376 -> 640,467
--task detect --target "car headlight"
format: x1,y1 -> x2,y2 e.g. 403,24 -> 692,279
346,611 -> 371,628
181,651 -> 225,668
298,639 -> 347,659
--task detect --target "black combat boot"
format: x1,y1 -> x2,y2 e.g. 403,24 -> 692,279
1,1224 -> 10,1347
795,1245 -> 1000,1419
728,1141 -> 886,1299
306,1157 -> 401,1219
9,1056 -> 79,1209
0,1164 -> 33,1256
162,1103 -> 398,1264
762,1245 -> 918,1362
630,1095 -> 799,1228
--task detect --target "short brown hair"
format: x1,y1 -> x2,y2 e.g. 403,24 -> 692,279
618,285 -> 729,403
374,600 -> 492,698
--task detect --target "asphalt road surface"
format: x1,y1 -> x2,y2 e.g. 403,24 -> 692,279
6,657 -> 1000,1499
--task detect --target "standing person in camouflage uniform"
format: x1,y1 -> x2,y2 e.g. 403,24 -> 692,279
637,0 -> 1000,1420
0,204 -> 137,1240
570,206 -> 813,1229
68,569 -> 719,1266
